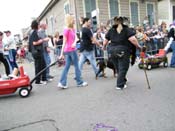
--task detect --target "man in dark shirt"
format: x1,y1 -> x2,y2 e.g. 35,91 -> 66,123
79,17 -> 101,76
29,20 -> 48,85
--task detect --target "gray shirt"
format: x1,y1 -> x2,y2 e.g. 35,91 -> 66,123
38,29 -> 48,51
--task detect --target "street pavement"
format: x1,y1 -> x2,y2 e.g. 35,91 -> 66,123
0,53 -> 175,131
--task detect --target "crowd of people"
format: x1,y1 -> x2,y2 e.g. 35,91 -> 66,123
0,14 -> 175,90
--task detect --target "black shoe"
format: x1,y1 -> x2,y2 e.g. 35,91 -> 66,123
48,75 -> 54,79
35,82 -> 45,85
124,78 -> 128,82
35,81 -> 47,85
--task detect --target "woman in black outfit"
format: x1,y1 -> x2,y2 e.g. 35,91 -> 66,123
103,16 -> 141,89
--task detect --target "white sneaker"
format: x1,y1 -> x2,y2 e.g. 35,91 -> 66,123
8,74 -> 17,78
116,84 -> 127,90
116,87 -> 122,90
77,82 -> 88,87
47,78 -> 53,82
58,82 -> 68,89
41,81 -> 47,85
124,84 -> 127,89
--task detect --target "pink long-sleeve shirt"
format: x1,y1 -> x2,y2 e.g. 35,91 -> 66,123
63,28 -> 76,52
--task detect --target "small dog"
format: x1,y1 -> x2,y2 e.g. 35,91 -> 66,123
57,59 -> 65,67
96,58 -> 116,79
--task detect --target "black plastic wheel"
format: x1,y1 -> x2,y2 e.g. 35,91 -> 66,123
138,64 -> 143,69
19,88 -> 30,98
163,62 -> 168,67
147,64 -> 152,70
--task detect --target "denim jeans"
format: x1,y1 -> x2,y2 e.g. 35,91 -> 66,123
59,50 -> 83,86
79,50 -> 98,75
56,48 -> 61,56
170,41 -> 175,67
25,51 -> 34,62
136,41 -> 144,57
43,51 -> 51,79
9,49 -> 18,70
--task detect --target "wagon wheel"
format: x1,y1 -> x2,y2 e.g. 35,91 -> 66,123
163,62 -> 168,67
147,64 -> 152,70
19,88 -> 30,98
138,64 -> 142,69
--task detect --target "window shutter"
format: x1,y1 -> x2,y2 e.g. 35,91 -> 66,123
147,3 -> 154,27
130,2 -> 139,26
109,0 -> 119,18
84,0 -> 96,17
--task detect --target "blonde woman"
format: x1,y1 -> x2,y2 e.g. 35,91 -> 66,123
58,14 -> 88,89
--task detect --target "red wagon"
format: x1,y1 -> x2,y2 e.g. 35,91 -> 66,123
0,60 -> 60,98
0,66 -> 32,98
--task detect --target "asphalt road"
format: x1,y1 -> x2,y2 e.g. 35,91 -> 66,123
0,54 -> 175,131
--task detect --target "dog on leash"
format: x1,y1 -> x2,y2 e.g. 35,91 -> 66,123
96,58 -> 116,79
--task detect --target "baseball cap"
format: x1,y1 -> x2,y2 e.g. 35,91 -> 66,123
4,30 -> 11,33
0,31 -> 3,36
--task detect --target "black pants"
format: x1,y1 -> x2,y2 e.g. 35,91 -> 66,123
110,47 -> 130,88
32,53 -> 47,83
0,53 -> 10,75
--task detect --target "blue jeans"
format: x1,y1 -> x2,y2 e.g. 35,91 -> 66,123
136,41 -> 144,57
59,50 -> 83,86
170,41 -> 175,67
79,50 -> 98,75
9,49 -> 18,70
43,51 -> 51,79
56,48 -> 61,56
26,51 -> 33,62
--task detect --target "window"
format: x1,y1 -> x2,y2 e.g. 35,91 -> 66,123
130,2 -> 139,26
109,0 -> 119,18
84,0 -> 97,31
84,0 -> 96,18
49,16 -> 55,35
147,3 -> 154,27
64,2 -> 70,14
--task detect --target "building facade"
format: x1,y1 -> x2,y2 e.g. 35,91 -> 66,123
158,0 -> 175,25
38,0 -> 159,35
